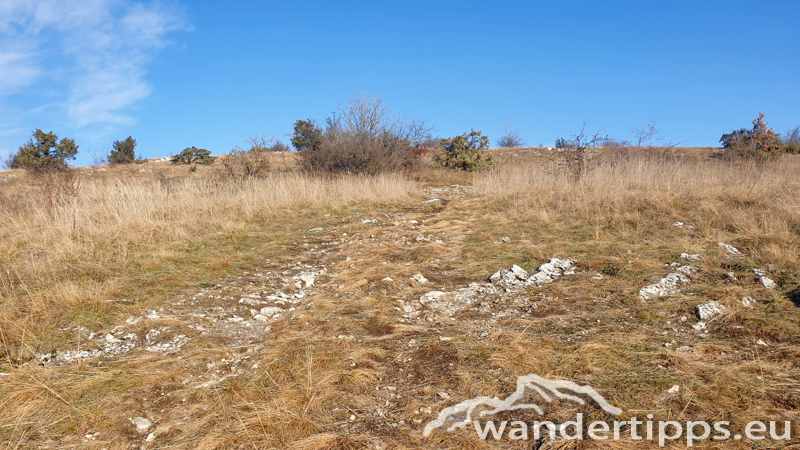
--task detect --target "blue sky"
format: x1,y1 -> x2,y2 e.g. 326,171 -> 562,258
1,0 -> 799,166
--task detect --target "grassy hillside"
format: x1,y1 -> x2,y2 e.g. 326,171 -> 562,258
1,150 -> 799,449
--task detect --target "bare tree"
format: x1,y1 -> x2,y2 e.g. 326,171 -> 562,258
631,120 -> 662,148
553,121 -> 608,180
783,126 -> 799,144
496,120 -> 527,148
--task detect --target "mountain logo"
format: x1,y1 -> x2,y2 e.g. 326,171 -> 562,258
423,373 -> 622,437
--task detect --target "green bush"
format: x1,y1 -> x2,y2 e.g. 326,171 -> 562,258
784,142 -> 800,154
7,129 -> 78,171
108,136 -> 140,165
436,129 -> 495,171
781,126 -> 800,154
291,119 -> 323,152
171,147 -> 215,165
270,141 -> 292,152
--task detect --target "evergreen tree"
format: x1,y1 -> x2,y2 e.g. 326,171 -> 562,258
108,136 -> 137,164
9,129 -> 78,171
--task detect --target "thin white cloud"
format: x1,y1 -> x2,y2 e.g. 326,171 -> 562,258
0,0 -> 188,127
0,48 -> 40,96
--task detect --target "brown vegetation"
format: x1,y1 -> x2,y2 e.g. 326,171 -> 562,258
1,149 -> 799,449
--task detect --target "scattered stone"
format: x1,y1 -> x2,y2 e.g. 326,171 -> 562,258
381,277 -> 394,282
298,273 -> 315,288
490,259 -> 575,288
419,291 -> 447,307
680,253 -> 700,261
667,385 -> 680,394
145,329 -> 160,345
673,222 -> 684,228
146,433 -> 155,442
528,259 -> 576,286
760,277 -> 778,290
501,236 -> 511,243
361,218 -> 378,224
675,265 -> 698,276
692,322 -> 706,331
489,264 -> 528,285
757,339 -> 768,346
422,198 -> 440,203
593,273 -> 603,280
725,272 -> 738,283
718,243 -> 742,257
133,417 -> 152,431
0,178 -> 7,183
741,296 -> 757,307
676,346 -> 691,352
258,307 -> 282,318
139,168 -> 146,173
145,335 -> 188,352
437,392 -> 451,400
696,301 -> 726,321
639,271 -> 691,301
752,269 -> 778,289
411,274 -> 428,284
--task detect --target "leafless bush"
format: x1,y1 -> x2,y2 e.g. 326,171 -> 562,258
222,133 -> 274,182
33,168 -> 81,211
299,92 -> 434,174
553,123 -> 610,180
496,120 -> 527,148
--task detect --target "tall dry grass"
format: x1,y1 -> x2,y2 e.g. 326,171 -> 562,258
0,171 -> 416,361
473,155 -> 800,253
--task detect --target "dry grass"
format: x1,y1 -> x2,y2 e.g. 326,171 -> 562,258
1,151 -> 799,449
0,166 -> 416,361
472,154 -> 800,272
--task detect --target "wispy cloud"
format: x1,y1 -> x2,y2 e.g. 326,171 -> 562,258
0,0 -> 188,127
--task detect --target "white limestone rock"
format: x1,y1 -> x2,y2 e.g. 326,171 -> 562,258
133,417 -> 152,431
411,274 -> 429,284
639,272 -> 691,301
696,301 -> 726,321
489,264 -> 528,286
680,253 -> 700,261
718,243 -> 742,257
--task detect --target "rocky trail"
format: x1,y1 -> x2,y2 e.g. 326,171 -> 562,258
12,184 -> 798,449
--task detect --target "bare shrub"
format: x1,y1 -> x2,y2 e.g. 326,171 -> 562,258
299,92 -> 433,174
32,168 -> 82,212
553,123 -> 610,180
496,120 -> 526,148
223,133 -> 274,181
